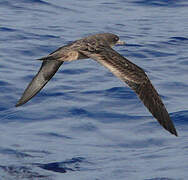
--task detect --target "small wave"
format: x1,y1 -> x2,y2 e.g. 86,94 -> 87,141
145,178 -> 179,180
133,0 -> 188,7
37,157 -> 86,173
0,165 -> 50,180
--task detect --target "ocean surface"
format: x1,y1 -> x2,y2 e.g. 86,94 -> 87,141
0,0 -> 188,179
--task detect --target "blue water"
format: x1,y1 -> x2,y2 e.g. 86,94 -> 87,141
0,0 -> 188,179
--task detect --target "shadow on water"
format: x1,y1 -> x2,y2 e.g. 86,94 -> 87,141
0,165 -> 51,180
0,156 -> 182,180
132,0 -> 188,7
35,157 -> 86,173
0,156 -> 89,179
145,178 -> 180,180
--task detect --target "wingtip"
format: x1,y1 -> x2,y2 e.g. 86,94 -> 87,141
15,99 -> 25,107
173,129 -> 178,137
37,58 -> 44,61
15,103 -> 20,107
168,125 -> 178,137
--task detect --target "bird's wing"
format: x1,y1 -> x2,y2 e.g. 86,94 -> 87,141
79,47 -> 178,136
16,60 -> 63,107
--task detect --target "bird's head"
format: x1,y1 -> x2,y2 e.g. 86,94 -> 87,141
95,33 -> 125,47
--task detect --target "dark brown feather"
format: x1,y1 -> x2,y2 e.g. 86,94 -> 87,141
80,47 -> 178,136
16,60 -> 63,107
16,33 -> 178,136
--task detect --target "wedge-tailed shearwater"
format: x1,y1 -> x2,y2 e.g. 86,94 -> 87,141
16,33 -> 178,136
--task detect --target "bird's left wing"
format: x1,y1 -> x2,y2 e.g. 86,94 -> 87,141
16,60 -> 63,107
79,47 -> 178,136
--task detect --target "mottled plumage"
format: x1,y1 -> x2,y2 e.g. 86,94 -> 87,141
16,33 -> 178,136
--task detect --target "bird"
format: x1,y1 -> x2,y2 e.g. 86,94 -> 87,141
16,33 -> 178,136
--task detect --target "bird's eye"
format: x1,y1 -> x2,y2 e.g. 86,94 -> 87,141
114,37 -> 119,41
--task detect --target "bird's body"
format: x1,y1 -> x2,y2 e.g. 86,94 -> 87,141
16,33 -> 178,136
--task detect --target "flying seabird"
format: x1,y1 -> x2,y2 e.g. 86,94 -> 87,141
16,33 -> 178,136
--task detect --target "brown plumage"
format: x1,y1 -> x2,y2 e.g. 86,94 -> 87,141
16,33 -> 178,136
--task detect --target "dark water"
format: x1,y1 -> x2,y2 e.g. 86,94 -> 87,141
0,0 -> 188,179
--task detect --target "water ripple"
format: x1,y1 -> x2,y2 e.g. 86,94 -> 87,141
0,0 -> 188,179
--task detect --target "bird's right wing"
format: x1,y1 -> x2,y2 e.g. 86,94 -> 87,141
79,47 -> 178,136
16,60 -> 63,107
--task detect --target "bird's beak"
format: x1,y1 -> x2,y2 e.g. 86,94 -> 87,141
116,40 -> 125,45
